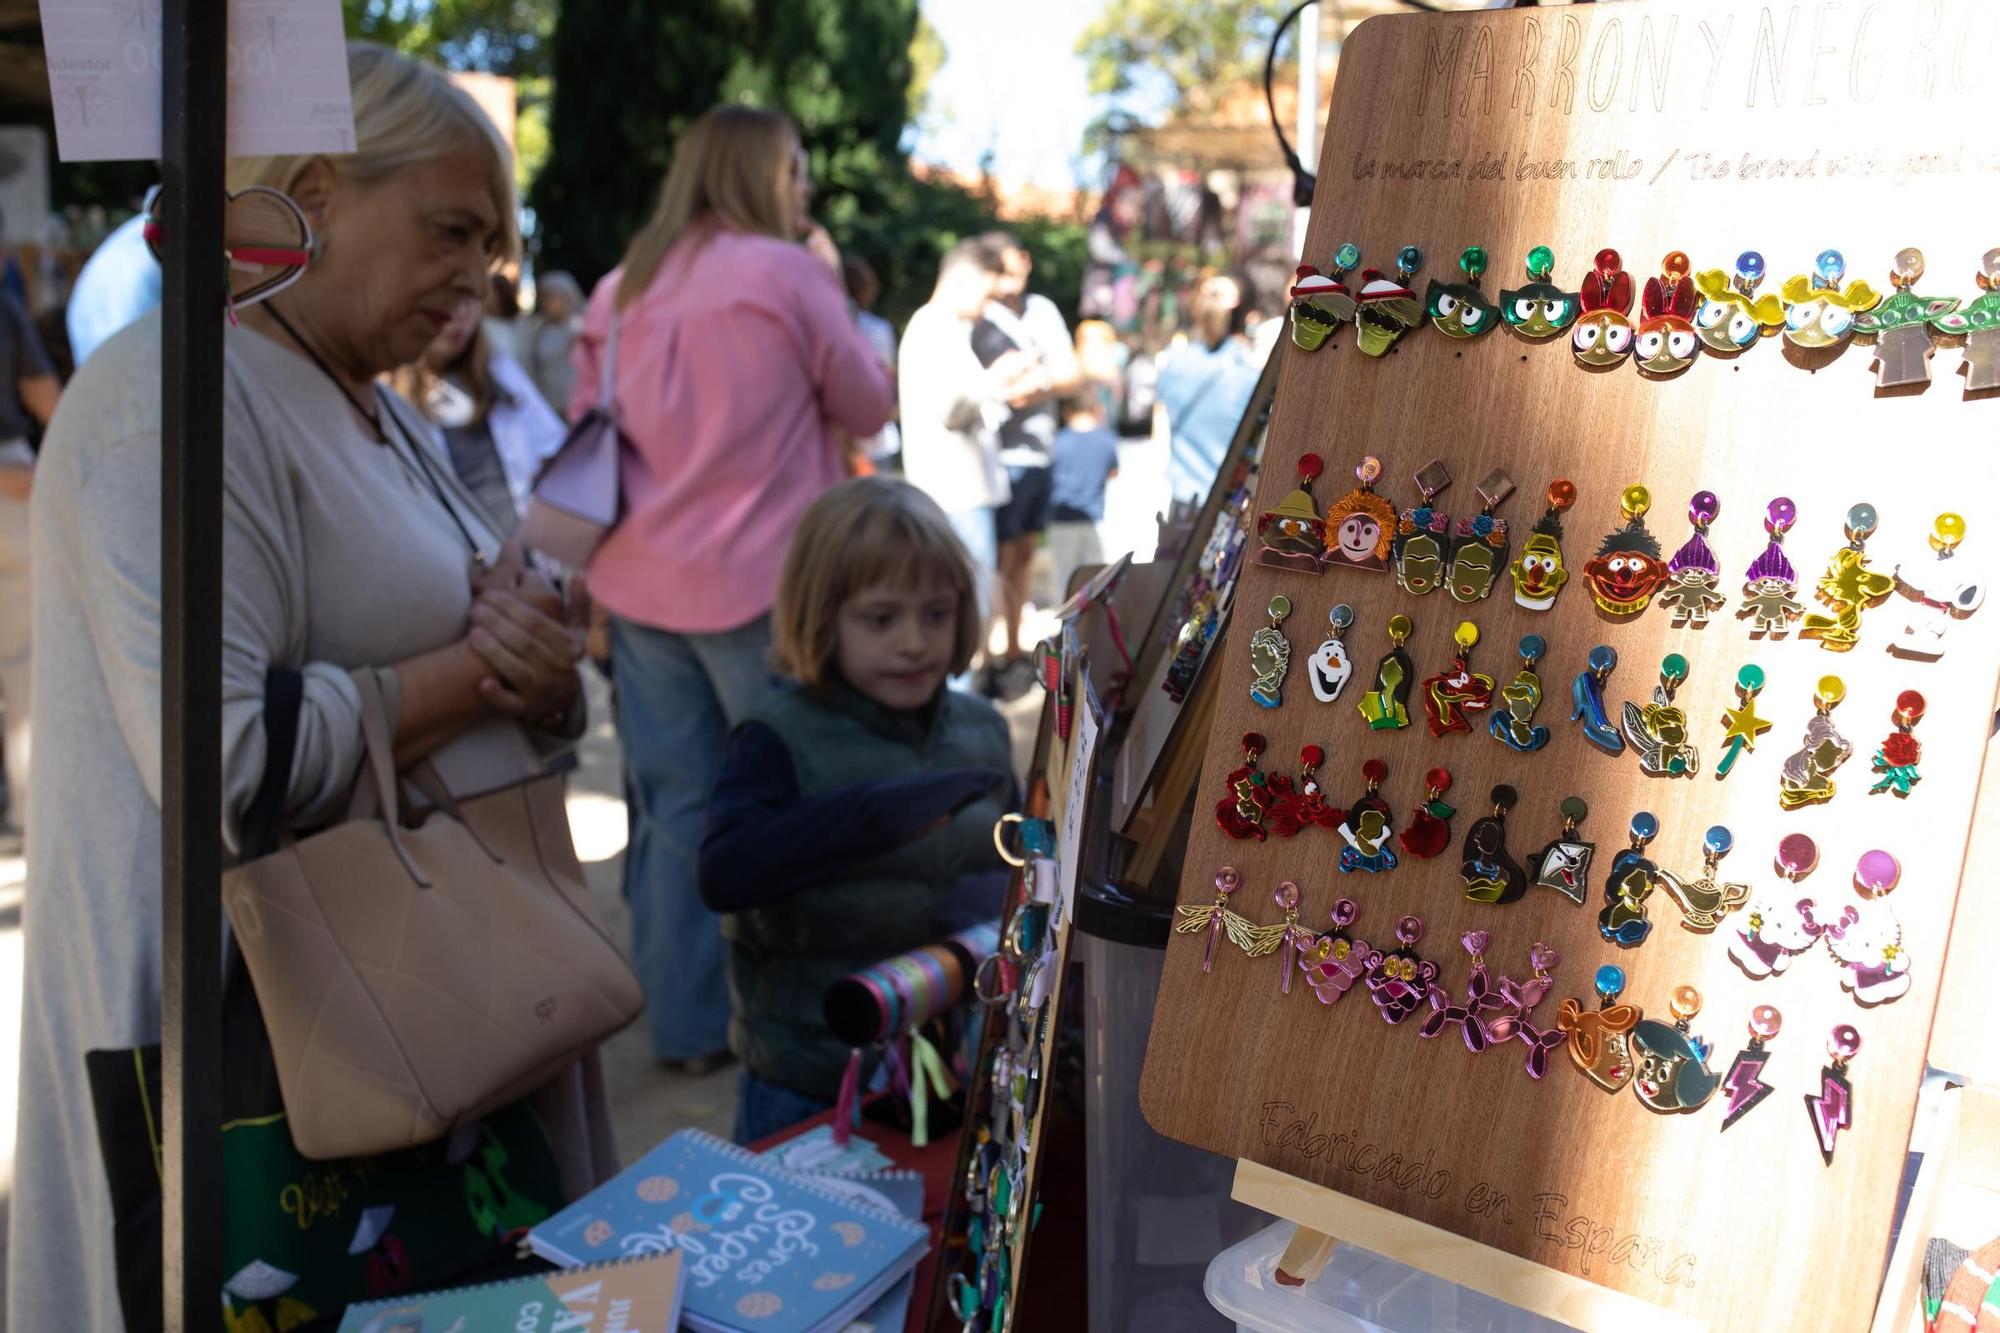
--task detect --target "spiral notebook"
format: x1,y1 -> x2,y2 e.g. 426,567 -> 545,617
334,1251 -> 684,1331
528,1128 -> 929,1333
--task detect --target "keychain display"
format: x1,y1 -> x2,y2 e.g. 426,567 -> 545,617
1427,245 -> 1499,340
1510,479 -> 1576,611
1719,1005 -> 1783,1133
1174,866 -> 1275,972
1891,512 -> 1984,658
1396,766 -> 1456,859
1832,849 -> 1911,1006
1803,503 -> 1897,651
1460,784 -> 1528,906
1323,456 -> 1399,573
1715,664 -> 1773,779
1781,248 -> 1880,350
1253,455 -> 1328,572
1447,467 -> 1513,602
1247,595 -> 1293,709
1215,731 -> 1273,841
1484,944 -> 1566,1078
1308,604 -> 1359,701
1739,497 -> 1807,635
1659,491 -> 1727,626
1777,675 -> 1852,809
1632,251 -> 1701,377
1572,248 -> 1636,368
1656,824 -> 1750,934
1531,796 -> 1595,905
1267,744 -> 1346,837
1853,247 -> 1958,389
1623,652 -> 1700,777
1930,248 -> 2000,392
1694,251 -> 1784,354
1421,620 -> 1495,737
1583,484 -> 1670,617
1300,898 -> 1375,1005
1557,963 -> 1641,1092
1597,811 -> 1661,947
1337,759 -> 1399,874
1288,252 -> 1358,352
1501,245 -> 1579,341
1805,1026 -> 1862,1165
1392,459 -> 1455,596
1731,833 -> 1837,980
1420,930 -> 1502,1051
1869,690 -> 1926,797
1490,633 -> 1551,752
1353,246 -> 1425,356
1365,915 -> 1438,1025
1630,985 -> 1721,1115
1570,644 -> 1625,754
1357,614 -> 1416,730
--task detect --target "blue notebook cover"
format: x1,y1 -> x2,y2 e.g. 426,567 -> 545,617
529,1129 -> 928,1333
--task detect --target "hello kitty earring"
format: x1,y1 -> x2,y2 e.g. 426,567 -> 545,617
1829,850 -> 1912,1007
1730,833 -> 1839,980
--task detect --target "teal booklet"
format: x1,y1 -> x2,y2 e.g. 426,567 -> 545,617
529,1129 -> 929,1333
335,1251 -> 684,1331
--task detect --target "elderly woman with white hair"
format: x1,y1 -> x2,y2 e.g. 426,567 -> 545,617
11,44 -> 610,1326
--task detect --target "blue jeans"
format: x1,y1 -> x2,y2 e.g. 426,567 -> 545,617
733,1069 -> 834,1146
611,613 -> 776,1061
945,507 -> 997,691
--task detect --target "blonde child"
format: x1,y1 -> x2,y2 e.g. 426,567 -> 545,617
699,477 -> 1015,1143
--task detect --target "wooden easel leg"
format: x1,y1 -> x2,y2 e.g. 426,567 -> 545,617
1274,1224 -> 1339,1288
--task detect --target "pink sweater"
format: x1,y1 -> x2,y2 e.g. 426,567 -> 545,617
569,227 -> 894,633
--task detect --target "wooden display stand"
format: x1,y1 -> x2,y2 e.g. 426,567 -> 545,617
1140,4 -> 2000,1330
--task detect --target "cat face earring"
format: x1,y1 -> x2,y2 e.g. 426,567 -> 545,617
1869,690 -> 1925,797
1393,460 -> 1454,596
1655,824 -> 1750,934
1365,915 -> 1438,1025
1336,759 -> 1398,874
1731,833 -> 1836,980
1630,984 -> 1721,1114
1421,621 -> 1495,737
1801,503 -> 1896,651
1853,247 -> 1958,389
1490,633 -> 1551,753
1447,468 -> 1513,603
1597,811 -> 1660,947
1397,767 -> 1455,860
1531,796 -> 1594,905
1300,898 -> 1377,1005
1659,491 -> 1726,626
1461,785 -> 1527,906
1777,675 -> 1851,809
1805,1025 -> 1862,1164
1511,480 -> 1576,611
1623,653 -> 1700,777
1891,512 -> 1984,659
1584,484 -> 1670,617
1570,645 -> 1625,754
1739,497 -> 1806,636
1356,614 -> 1415,731
1557,963 -> 1642,1092
1830,849 -> 1911,1007
1427,245 -> 1499,339
1484,944 -> 1565,1078
1247,595 -> 1293,709
1308,604 -> 1357,702
1501,246 -> 1579,341
1719,1005 -> 1782,1132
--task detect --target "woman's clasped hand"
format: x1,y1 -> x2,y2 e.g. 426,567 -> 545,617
467,540 -> 591,725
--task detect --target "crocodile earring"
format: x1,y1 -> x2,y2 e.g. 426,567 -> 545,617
1570,645 -> 1625,754
1657,824 -> 1750,934
1461,785 -> 1527,906
1490,633 -> 1551,753
1597,811 -> 1661,948
1720,1005 -> 1782,1133
1531,796 -> 1595,906
1777,675 -> 1852,810
1397,767 -> 1456,860
1806,1025 -> 1862,1164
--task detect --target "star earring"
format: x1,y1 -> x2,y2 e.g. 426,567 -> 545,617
1715,664 -> 1772,779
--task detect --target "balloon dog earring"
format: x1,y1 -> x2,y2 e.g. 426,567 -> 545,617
1421,930 -> 1502,1051
1485,944 -> 1565,1078
1806,1025 -> 1862,1164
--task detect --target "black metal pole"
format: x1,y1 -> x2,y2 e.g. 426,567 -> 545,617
159,0 -> 228,1324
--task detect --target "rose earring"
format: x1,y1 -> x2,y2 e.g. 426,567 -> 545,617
1396,767 -> 1455,859
1805,1025 -> 1862,1164
1830,849 -> 1911,1007
1715,664 -> 1773,779
1656,824 -> 1750,934
1365,914 -> 1438,1025
1214,731 -> 1272,841
1557,964 -> 1641,1092
1719,1005 -> 1782,1132
1300,898 -> 1377,1005
1461,785 -> 1527,906
1869,690 -> 1925,796
1421,930 -> 1503,1052
1777,675 -> 1852,809
1629,984 -> 1721,1115
1623,652 -> 1700,777
1531,796 -> 1594,905
1731,833 -> 1837,980
1597,811 -> 1660,947
1570,644 -> 1625,754
1421,621 -> 1495,737
1490,633 -> 1551,753
1659,491 -> 1726,626
1336,759 -> 1398,874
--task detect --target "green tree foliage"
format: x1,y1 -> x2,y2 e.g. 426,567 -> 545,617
340,0 -> 557,79
1077,0 -> 1292,120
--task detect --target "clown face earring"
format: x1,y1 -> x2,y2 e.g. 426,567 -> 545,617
1287,249 -> 1358,352
1777,675 -> 1852,810
1490,633 -> 1550,753
1806,1025 -> 1862,1164
1421,930 -> 1503,1051
1323,456 -> 1398,574
1584,484 -> 1670,617
1253,454 -> 1328,572
1931,248 -> 2000,393
1731,834 -> 1834,980
1337,759 -> 1398,874
1720,1005 -> 1782,1132
1715,664 -> 1773,779
1356,614 -> 1415,731
1572,248 -> 1636,368
1427,245 -> 1499,340
1422,621 -> 1495,738
1802,503 -> 1896,651
1631,985 -> 1721,1115
1511,480 -> 1576,611
1214,731 -> 1272,841
1870,690 -> 1925,797
1623,653 -> 1700,777
1598,811 -> 1661,947
1656,824 -> 1750,934
1633,251 -> 1700,377
1781,248 -> 1881,350
1557,964 -> 1641,1092
1738,497 -> 1806,636
1532,796 -> 1594,905
1447,468 -> 1513,603
1353,246 -> 1425,357
1831,849 -> 1911,1007
1659,491 -> 1726,626
1891,512 -> 1984,659
1393,459 -> 1454,596
1300,897 -> 1377,1005
1365,915 -> 1437,1025
1308,604 -> 1357,702
1854,247 -> 1958,389
1397,766 -> 1455,860
1501,245 -> 1579,341
1248,595 -> 1293,709
1461,785 -> 1527,906
1570,644 -> 1625,755
1694,251 -> 1784,355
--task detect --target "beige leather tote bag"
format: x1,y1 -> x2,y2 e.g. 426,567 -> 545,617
222,671 -> 641,1161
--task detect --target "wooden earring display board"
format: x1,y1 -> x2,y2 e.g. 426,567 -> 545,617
1140,3 -> 2000,1329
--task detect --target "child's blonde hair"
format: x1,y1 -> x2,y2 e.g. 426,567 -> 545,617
771,478 -> 982,688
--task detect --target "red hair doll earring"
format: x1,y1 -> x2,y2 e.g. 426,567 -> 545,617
1214,732 -> 1272,841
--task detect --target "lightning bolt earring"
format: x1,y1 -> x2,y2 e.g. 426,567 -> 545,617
1719,1005 -> 1781,1132
1806,1024 -> 1862,1165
